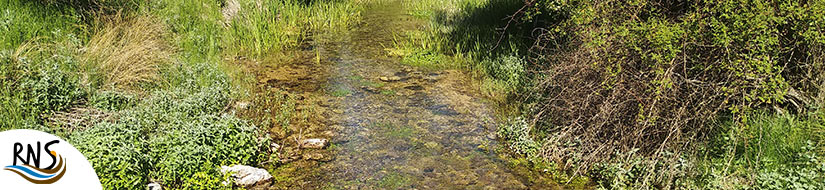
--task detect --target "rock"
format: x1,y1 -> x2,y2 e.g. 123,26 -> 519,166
301,138 -> 328,149
303,152 -> 324,160
219,165 -> 273,187
379,76 -> 401,82
147,182 -> 162,190
234,101 -> 252,110
322,130 -> 336,137
404,85 -> 424,91
487,133 -> 497,140
361,86 -> 380,94
271,143 -> 281,151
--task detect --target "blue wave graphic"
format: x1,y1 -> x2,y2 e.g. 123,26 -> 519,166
4,165 -> 56,179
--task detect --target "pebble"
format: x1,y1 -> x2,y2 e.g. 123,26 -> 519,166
301,138 -> 329,149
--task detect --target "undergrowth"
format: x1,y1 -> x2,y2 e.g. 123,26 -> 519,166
403,0 -> 825,189
1,0 -> 365,189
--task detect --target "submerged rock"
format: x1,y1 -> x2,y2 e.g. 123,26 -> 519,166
301,138 -> 329,149
234,101 -> 252,110
220,165 -> 273,186
379,76 -> 401,82
303,152 -> 325,160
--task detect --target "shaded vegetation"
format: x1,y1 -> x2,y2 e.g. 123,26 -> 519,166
399,0 -> 825,189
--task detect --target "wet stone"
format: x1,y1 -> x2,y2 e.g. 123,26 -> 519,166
379,76 -> 401,82
404,85 -> 424,91
392,108 -> 407,114
220,165 -> 272,187
301,138 -> 329,149
303,152 -> 325,161
427,104 -> 460,116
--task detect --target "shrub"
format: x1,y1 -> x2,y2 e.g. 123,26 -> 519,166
71,122 -> 150,188
16,44 -> 86,117
498,117 -> 540,157
73,61 -> 268,189
148,114 -> 264,187
516,0 -> 825,186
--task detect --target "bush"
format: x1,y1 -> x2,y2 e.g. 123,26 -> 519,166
514,0 -> 825,186
482,55 -> 525,95
148,114 -> 264,187
73,62 -> 269,189
498,117 -> 540,157
71,122 -> 150,188
18,49 -> 86,117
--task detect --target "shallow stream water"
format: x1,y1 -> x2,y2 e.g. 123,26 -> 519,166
265,2 -> 560,189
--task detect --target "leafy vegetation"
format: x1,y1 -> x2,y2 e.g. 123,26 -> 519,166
400,0 -> 825,189
1,0 -> 364,189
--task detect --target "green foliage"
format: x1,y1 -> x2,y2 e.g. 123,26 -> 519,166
481,55 -> 525,95
71,122 -> 150,188
0,0 -> 87,130
19,62 -> 86,116
89,90 -> 134,111
755,142 -> 825,190
407,0 -> 825,189
72,61 -> 269,189
497,117 -> 539,157
149,114 -> 263,187
694,112 -> 825,189
224,0 -> 361,58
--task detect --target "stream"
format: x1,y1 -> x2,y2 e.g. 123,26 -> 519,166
262,2 -> 560,189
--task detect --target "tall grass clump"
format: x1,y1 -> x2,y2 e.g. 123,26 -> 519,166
0,0 -> 84,50
151,0 -> 224,62
224,0 -> 361,58
1,37 -> 88,130
83,15 -> 171,90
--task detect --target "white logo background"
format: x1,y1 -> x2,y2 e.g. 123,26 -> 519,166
0,129 -> 102,189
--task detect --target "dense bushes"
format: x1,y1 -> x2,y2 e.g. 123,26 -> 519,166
513,0 -> 825,188
400,0 -> 825,188
2,0 -> 277,189
72,62 -> 270,189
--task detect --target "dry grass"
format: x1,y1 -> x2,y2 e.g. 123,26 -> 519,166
82,15 -> 170,90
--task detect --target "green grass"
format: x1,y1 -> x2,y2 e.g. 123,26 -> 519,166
393,0 -> 531,101
329,87 -> 353,97
224,0 -> 362,58
692,112 -> 825,189
377,171 -> 412,189
0,0 -> 84,50
1,0 -> 367,189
